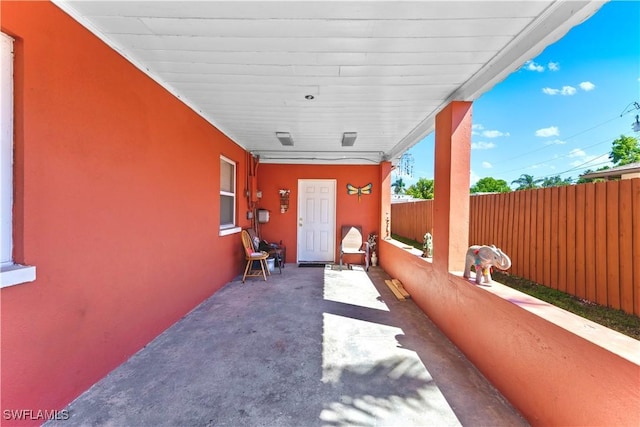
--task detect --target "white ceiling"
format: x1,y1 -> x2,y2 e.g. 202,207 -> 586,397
53,1 -> 605,165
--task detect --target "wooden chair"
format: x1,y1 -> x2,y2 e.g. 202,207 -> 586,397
339,225 -> 370,271
241,230 -> 270,283
247,228 -> 286,273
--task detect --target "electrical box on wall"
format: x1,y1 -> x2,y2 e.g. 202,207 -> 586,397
257,209 -> 270,223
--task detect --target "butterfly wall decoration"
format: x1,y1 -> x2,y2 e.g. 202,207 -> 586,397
346,183 -> 372,202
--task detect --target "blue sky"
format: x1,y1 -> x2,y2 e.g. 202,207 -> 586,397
399,0 -> 640,188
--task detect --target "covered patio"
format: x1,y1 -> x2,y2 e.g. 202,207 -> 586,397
47,265 -> 526,427
3,2 -> 638,426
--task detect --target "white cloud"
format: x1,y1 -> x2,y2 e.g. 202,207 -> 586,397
579,81 -> 596,91
535,126 -> 559,137
472,125 -> 509,138
524,60 -> 544,72
544,139 -> 566,145
471,123 -> 483,135
542,85 -> 578,96
548,62 -> 560,71
569,148 -> 586,158
482,130 -> 510,138
482,161 -> 493,169
471,141 -> 496,150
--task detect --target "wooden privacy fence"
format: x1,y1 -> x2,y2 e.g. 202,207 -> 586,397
390,179 -> 640,316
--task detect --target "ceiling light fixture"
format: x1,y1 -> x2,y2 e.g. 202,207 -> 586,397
276,132 -> 294,146
342,132 -> 357,147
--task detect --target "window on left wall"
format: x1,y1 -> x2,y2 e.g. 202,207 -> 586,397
219,155 -> 240,236
1,33 -> 36,288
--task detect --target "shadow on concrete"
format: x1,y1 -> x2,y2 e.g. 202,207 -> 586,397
47,264 -> 527,427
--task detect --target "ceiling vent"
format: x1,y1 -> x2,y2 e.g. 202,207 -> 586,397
342,132 -> 357,147
276,132 -> 294,146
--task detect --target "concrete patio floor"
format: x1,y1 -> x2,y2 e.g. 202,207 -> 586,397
48,264 -> 528,427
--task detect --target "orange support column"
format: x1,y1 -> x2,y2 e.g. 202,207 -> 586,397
379,161 -> 392,241
433,101 -> 472,273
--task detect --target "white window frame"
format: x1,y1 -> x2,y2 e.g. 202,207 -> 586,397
1,33 -> 36,288
219,155 -> 240,236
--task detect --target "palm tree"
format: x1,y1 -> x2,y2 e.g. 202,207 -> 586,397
541,175 -> 573,188
511,174 -> 543,191
392,177 -> 406,194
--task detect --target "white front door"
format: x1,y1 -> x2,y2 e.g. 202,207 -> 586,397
297,179 -> 336,263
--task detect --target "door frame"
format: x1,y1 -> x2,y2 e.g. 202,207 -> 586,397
296,179 -> 337,263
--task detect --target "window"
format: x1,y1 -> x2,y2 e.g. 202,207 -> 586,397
219,155 -> 240,236
1,33 -> 35,288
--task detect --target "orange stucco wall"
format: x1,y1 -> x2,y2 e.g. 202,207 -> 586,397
255,164 -> 381,263
1,2 -> 251,423
379,243 -> 640,426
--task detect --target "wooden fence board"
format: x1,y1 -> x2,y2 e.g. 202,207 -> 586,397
529,189 -> 539,284
502,193 -> 510,261
618,179 -> 633,314
514,191 -> 524,277
536,189 -> 545,285
522,190 -> 531,279
633,179 -> 640,316
427,200 -> 433,236
593,182 -> 606,305
468,197 -> 473,243
542,189 -> 550,287
496,194 -> 506,245
606,182 -> 620,308
585,184 -> 597,301
510,192 -> 517,275
566,186 -> 576,296
557,186 -> 567,293
482,194 -> 489,244
492,194 -> 498,245
550,187 -> 559,289
478,195 -> 485,243
475,196 -> 481,244
575,185 -> 586,299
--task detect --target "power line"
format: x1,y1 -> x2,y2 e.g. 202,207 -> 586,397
496,133 -> 617,176
533,153 -> 610,180
521,129 -> 637,181
497,115 -> 620,163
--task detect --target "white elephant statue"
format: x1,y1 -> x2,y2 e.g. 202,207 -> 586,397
463,245 -> 511,284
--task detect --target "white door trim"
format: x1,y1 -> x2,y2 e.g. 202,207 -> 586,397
297,179 -> 336,263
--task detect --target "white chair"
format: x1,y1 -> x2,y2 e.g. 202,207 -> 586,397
339,225 -> 370,271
